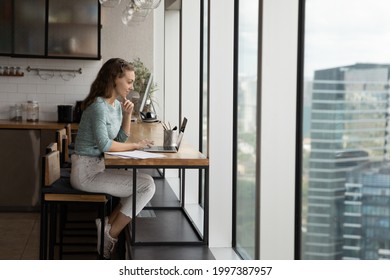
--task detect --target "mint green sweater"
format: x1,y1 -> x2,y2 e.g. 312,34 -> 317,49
74,97 -> 128,157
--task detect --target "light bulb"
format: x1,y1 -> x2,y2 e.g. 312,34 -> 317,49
100,0 -> 121,8
133,0 -> 146,8
122,5 -> 135,26
133,0 -> 161,9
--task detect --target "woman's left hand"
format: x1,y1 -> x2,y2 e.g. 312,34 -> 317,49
121,98 -> 134,116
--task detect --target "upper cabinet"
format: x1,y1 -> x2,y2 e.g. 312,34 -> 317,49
48,0 -> 99,58
14,0 -> 46,56
0,0 -> 12,54
0,0 -> 101,60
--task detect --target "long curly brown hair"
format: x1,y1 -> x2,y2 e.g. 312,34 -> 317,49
81,58 -> 134,110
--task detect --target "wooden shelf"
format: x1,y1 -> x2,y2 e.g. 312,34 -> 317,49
0,73 -> 24,77
0,120 -> 79,130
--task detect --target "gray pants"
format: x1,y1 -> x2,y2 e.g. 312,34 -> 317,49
70,154 -> 155,218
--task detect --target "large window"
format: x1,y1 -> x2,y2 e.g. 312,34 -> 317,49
200,0 -> 209,156
299,0 -> 390,259
234,0 -> 260,260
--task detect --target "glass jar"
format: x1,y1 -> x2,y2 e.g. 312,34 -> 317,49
27,101 -> 39,122
15,104 -> 22,121
9,105 -> 15,121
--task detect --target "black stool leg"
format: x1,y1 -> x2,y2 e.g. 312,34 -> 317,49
59,204 -> 67,260
49,203 -> 58,259
39,199 -> 48,260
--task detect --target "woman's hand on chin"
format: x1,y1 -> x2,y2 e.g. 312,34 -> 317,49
121,98 -> 134,116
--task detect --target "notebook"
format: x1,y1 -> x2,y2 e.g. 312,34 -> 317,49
144,117 -> 187,153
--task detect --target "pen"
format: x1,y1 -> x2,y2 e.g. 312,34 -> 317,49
161,122 -> 168,130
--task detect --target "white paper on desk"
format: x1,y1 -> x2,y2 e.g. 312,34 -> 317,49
106,150 -> 166,159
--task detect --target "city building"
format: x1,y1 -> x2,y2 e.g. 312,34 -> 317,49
304,64 -> 390,259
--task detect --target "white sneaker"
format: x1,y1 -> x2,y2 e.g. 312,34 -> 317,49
95,217 -> 109,255
103,225 -> 118,259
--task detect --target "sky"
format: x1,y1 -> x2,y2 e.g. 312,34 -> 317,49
238,0 -> 259,77
304,0 -> 390,79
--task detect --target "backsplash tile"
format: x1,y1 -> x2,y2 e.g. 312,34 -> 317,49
0,57 -> 102,121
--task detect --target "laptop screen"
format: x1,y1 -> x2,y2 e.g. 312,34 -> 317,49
176,117 -> 187,149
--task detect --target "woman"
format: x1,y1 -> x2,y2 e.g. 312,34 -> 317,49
70,58 -> 155,259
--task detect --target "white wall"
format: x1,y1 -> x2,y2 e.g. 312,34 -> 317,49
0,57 -> 101,121
153,3 -> 165,119
208,0 -> 235,248
181,0 -> 200,147
260,0 -> 299,259
101,1 -> 154,67
163,10 -> 180,124
181,0 -> 201,203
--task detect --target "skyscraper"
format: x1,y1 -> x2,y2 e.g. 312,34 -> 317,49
343,161 -> 390,260
304,63 -> 390,259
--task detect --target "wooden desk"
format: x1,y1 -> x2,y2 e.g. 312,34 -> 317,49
104,122 -> 209,246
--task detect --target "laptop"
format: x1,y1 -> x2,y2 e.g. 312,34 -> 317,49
144,117 -> 187,153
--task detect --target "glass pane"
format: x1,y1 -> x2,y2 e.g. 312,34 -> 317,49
201,0 -> 209,156
301,0 -> 390,259
235,0 -> 259,260
0,0 -> 12,54
199,0 -> 209,208
14,0 -> 45,55
48,0 -> 98,57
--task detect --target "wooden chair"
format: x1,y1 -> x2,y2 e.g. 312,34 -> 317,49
39,143 -> 110,259
65,123 -> 76,155
65,123 -> 72,145
56,128 -> 70,166
46,142 -> 58,153
57,124 -> 76,168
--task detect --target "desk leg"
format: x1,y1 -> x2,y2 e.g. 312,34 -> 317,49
180,169 -> 186,207
204,167 -> 209,245
131,167 -> 137,245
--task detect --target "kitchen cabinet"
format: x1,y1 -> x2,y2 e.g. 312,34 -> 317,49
0,0 -> 12,54
0,120 -> 76,211
48,0 -> 100,58
14,0 -> 46,56
0,0 -> 101,59
0,129 -> 56,211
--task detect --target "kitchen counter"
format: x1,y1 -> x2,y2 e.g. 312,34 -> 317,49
0,120 -> 78,130
0,120 -> 78,211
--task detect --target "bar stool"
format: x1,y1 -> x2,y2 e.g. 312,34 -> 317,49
56,128 -> 71,169
40,143 -> 111,259
64,123 -> 75,157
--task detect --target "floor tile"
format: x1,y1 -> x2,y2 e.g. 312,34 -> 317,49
0,212 -> 39,260
0,212 -> 239,260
